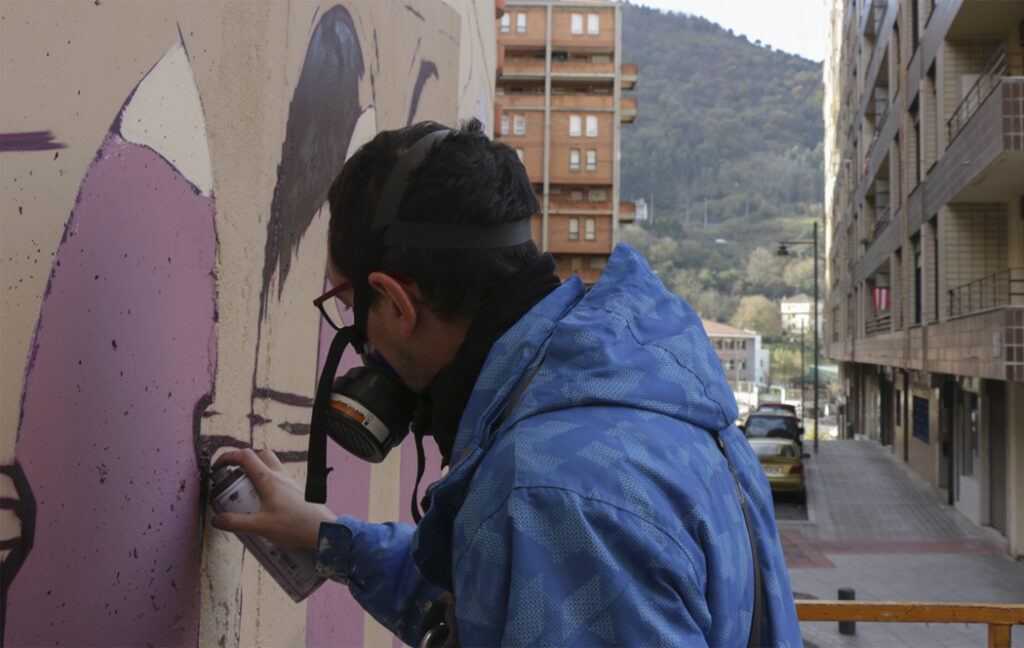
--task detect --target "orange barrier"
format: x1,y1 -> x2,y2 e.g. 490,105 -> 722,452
796,601 -> 1024,647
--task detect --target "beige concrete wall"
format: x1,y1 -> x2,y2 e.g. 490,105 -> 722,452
0,1 -> 495,646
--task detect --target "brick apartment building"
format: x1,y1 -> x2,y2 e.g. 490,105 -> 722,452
701,320 -> 766,387
824,0 -> 1024,558
495,0 -> 638,283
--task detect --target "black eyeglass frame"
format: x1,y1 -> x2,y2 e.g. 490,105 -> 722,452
313,272 -> 414,331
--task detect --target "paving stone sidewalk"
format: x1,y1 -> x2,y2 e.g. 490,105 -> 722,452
777,439 -> 1024,647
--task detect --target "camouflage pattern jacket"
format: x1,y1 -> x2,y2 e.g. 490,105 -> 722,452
316,244 -> 802,647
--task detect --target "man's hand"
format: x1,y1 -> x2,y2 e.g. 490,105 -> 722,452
210,448 -> 336,551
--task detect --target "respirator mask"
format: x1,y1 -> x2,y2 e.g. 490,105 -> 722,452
304,128 -> 534,504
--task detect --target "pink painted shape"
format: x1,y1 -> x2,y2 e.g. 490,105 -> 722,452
7,132 -> 216,645
305,291 -> 373,647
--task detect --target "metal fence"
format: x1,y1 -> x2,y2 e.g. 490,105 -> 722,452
948,44 -> 1024,143
948,268 -> 1024,318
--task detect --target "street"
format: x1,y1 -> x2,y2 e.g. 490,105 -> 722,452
776,439 -> 1024,647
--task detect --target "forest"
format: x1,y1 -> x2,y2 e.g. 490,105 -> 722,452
619,1 -> 825,350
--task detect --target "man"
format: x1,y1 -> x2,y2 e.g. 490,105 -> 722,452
213,120 -> 802,646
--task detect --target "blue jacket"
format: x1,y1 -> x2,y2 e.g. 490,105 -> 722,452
316,244 -> 802,646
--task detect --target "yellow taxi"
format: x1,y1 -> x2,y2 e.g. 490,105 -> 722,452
747,438 -> 806,502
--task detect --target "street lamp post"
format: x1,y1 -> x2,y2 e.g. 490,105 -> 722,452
778,221 -> 820,453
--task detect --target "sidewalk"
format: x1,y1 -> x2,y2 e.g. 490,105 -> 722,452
777,438 -> 1024,647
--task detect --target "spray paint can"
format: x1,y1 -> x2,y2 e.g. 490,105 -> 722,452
209,465 -> 325,602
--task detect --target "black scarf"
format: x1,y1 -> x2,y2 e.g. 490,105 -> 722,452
409,253 -> 560,518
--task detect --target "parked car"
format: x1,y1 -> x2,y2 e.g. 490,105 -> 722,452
754,402 -> 798,417
741,412 -> 804,453
748,438 -> 806,502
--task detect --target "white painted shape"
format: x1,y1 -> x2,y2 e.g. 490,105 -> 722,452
120,41 -> 214,197
345,108 -> 378,161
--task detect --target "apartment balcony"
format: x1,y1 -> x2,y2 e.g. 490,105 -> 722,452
550,94 -> 612,109
552,60 -> 615,79
948,268 -> 1024,320
831,306 -> 1024,381
620,63 -> 638,90
500,60 -> 636,86
621,96 -> 637,123
549,198 -> 615,214
618,200 -> 636,223
498,93 -> 545,109
502,58 -> 547,79
865,313 -> 891,337
497,94 -> 637,123
929,75 -> 1024,208
947,44 -> 1023,143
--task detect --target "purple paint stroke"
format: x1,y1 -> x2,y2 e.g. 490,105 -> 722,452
7,131 -> 215,646
0,131 -> 67,152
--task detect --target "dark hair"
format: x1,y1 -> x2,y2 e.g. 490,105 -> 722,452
327,119 -> 540,321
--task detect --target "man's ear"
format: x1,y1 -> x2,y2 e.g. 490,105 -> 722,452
366,271 -> 421,340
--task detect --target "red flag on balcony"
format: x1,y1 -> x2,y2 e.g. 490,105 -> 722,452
874,287 -> 890,311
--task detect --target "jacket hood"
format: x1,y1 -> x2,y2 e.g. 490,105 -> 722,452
413,243 -> 739,591
494,243 -> 737,438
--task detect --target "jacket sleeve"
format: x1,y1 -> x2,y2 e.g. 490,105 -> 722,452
316,515 -> 446,647
450,487 -> 711,647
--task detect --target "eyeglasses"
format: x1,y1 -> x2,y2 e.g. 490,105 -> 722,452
314,279 -> 354,331
313,273 -> 415,332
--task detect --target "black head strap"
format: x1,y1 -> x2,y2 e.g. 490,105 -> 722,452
305,326 -> 360,503
371,128 -> 533,250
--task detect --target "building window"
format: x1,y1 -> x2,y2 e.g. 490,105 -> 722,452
587,13 -> 600,35
500,12 -> 511,34
516,12 -> 526,34
588,256 -> 607,271
570,190 -> 583,201
724,360 -> 734,371
515,148 -> 524,163
568,217 -> 580,241
912,396 -> 929,442
500,114 -> 510,136
585,149 -> 597,171
739,361 -> 746,371
569,114 -> 581,137
571,13 -> 583,35
586,115 -> 598,137
513,114 -> 525,136
588,189 -> 607,202
740,340 -> 747,350
584,217 -> 596,241
569,149 -> 580,171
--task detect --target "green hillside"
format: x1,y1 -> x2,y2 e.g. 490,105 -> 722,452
619,2 -> 826,331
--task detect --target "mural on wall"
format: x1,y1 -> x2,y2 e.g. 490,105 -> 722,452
3,37 -> 216,645
1,1 -> 492,645
0,131 -> 67,152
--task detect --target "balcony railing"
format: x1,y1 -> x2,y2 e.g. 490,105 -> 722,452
948,268 -> 1024,318
865,313 -> 891,336
872,203 -> 891,235
947,43 -> 1024,142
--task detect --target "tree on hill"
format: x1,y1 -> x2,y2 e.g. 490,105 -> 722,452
731,295 -> 783,340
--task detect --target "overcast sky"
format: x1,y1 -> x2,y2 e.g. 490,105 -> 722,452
631,0 -> 829,62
